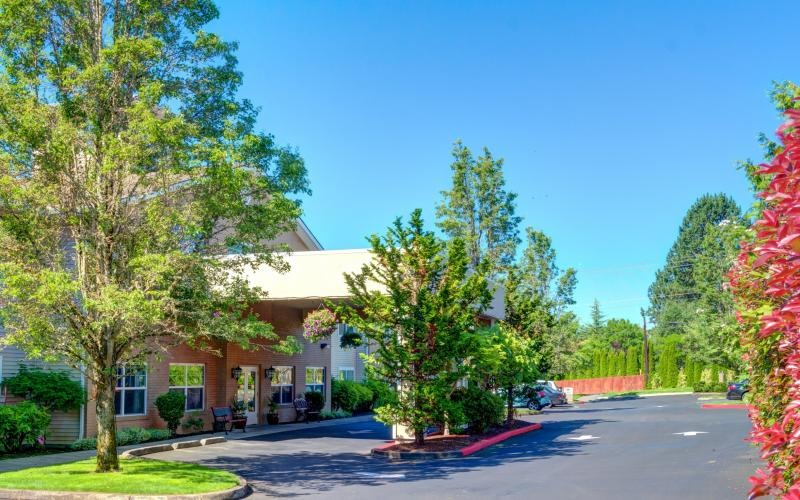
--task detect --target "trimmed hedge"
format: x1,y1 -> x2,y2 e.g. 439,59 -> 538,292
70,427 -> 171,451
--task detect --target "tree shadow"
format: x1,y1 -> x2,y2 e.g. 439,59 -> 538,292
192,417 -> 613,497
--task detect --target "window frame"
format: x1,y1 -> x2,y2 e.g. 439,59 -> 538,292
168,363 -> 205,412
115,364 -> 148,417
305,366 -> 325,395
270,366 -> 294,405
338,367 -> 355,382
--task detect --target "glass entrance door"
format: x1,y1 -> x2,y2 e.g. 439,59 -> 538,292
236,366 -> 258,425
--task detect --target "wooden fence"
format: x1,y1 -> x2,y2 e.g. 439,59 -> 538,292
555,374 -> 645,395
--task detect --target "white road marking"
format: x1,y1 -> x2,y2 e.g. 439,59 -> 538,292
655,405 -> 665,408
567,435 -> 600,441
347,430 -> 374,434
355,472 -> 406,479
674,431 -> 708,436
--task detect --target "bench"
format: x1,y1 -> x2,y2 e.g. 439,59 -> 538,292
211,406 -> 247,434
293,398 -> 320,423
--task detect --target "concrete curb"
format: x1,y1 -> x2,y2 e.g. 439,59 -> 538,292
0,476 -> 251,500
701,403 -> 749,409
120,437 -> 226,458
371,423 -> 543,460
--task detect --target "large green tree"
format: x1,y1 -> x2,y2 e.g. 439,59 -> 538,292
504,228 -> 577,377
0,0 -> 306,471
436,141 -> 521,273
337,210 -> 491,446
648,193 -> 743,334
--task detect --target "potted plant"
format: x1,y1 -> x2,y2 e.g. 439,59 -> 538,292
231,398 -> 247,419
267,400 -> 280,425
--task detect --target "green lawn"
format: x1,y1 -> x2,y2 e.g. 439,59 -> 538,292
0,458 -> 240,495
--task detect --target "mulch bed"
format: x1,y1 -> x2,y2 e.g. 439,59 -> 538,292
383,420 -> 534,454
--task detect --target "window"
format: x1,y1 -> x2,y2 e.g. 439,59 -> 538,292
305,367 -> 325,395
169,364 -> 205,411
271,366 -> 294,405
115,365 -> 147,416
338,367 -> 355,381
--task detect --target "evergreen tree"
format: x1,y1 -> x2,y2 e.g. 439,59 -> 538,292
436,141 -> 521,273
625,346 -> 639,375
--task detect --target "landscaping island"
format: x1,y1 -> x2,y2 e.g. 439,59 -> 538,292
0,458 -> 243,497
373,420 -> 543,459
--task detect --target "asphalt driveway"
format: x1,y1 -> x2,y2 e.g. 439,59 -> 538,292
148,395 -> 759,499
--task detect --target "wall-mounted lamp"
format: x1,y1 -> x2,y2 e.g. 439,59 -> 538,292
320,343 -> 328,350
231,366 -> 243,380
264,367 -> 276,380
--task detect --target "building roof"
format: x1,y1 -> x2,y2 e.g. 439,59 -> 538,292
237,249 -> 505,320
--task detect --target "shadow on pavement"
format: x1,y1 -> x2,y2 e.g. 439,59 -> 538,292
193,417 -> 613,497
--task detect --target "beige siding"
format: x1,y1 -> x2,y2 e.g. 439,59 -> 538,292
0,343 -> 83,446
330,325 -> 368,382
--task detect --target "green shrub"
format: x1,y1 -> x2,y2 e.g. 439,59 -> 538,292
304,391 -> 325,412
181,412 -> 205,433
331,379 -> 373,412
0,402 -> 51,452
450,386 -> 503,434
320,409 -> 352,420
363,378 -> 395,409
69,427 -> 172,451
154,391 -> 186,436
693,380 -> 728,393
2,366 -> 84,412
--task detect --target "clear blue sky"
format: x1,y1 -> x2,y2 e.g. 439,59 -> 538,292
209,1 -> 795,324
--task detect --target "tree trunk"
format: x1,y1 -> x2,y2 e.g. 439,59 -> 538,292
506,383 -> 514,425
94,377 -> 120,472
415,429 -> 425,446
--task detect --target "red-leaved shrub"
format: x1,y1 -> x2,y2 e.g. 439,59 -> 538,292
730,109 -> 800,498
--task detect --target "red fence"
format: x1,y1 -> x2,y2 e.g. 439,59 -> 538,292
555,375 -> 645,395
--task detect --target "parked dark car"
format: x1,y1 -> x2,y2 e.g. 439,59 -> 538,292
535,385 -> 567,406
511,386 -> 551,411
726,379 -> 749,400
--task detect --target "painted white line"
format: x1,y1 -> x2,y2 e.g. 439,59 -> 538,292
347,430 -> 374,434
567,435 -> 600,441
355,472 -> 406,479
655,405 -> 665,408
673,431 -> 708,436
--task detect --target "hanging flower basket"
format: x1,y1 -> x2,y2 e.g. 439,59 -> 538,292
303,308 -> 337,342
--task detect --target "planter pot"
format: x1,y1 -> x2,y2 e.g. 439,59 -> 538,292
267,413 -> 280,425
233,413 -> 246,420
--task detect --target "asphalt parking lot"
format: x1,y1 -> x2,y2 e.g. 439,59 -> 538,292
149,394 -> 759,499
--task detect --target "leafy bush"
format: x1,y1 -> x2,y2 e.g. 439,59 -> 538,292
450,386 -> 503,434
692,381 -> 728,393
320,409 -> 352,420
181,412 -> 205,433
2,366 -> 85,412
154,391 -> 186,436
331,379 -> 373,412
0,402 -> 51,452
304,391 -> 325,412
70,427 -> 172,450
363,378 -> 395,409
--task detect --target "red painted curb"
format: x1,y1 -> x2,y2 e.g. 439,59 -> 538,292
701,403 -> 749,409
460,423 -> 543,457
373,440 -> 397,451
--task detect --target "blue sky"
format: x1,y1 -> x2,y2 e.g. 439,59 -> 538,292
209,1 -> 795,324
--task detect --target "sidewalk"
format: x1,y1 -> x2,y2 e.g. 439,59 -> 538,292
0,414 -> 376,473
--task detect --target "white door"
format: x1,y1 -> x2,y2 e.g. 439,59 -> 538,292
236,366 -> 258,425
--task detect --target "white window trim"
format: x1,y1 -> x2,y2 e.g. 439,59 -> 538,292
271,366 -> 294,405
116,364 -> 147,417
168,363 -> 205,412
338,366 -> 355,381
